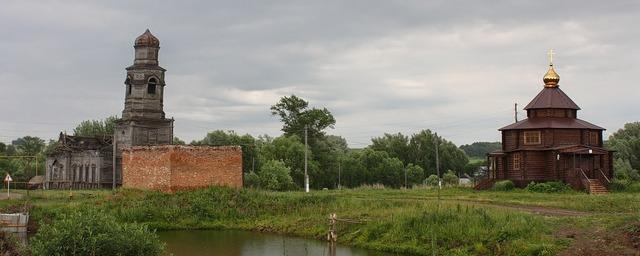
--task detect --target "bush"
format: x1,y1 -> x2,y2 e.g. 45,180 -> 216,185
30,209 -> 164,256
525,181 -> 571,193
443,170 -> 459,186
424,174 -> 439,186
244,172 -> 260,188
609,178 -> 629,191
492,180 -> 515,191
257,160 -> 296,191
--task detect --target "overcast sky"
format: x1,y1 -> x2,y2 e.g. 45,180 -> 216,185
1,0 -> 638,147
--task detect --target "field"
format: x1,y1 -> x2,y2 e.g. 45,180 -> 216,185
2,187 -> 639,255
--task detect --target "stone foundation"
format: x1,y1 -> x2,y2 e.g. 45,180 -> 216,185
122,145 -> 242,192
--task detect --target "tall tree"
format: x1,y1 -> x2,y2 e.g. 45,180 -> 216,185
73,116 -> 118,137
270,95 -> 336,144
370,133 -> 411,163
12,136 -> 45,156
459,142 -> 502,158
192,130 -> 258,173
608,122 -> 640,170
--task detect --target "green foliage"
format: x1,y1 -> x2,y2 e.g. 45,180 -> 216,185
368,130 -> 469,178
607,122 -> 640,170
405,163 -> 424,186
459,142 -> 502,158
30,208 -> 164,256
443,170 -> 459,186
613,158 -> 640,181
370,133 -> 411,163
492,180 -> 516,191
340,149 -> 405,188
243,172 -> 260,188
424,174 -> 439,186
256,160 -> 296,191
525,181 -> 572,193
609,179 -> 640,192
192,130 -> 257,173
73,116 -> 117,137
172,137 -> 186,145
270,94 -> 336,144
12,136 -> 45,156
258,135 -> 318,188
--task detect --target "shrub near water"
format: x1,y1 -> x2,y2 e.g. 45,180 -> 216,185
30,209 -> 164,256
492,180 -> 515,191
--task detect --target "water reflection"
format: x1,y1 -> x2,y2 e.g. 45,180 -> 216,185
158,230 -> 393,256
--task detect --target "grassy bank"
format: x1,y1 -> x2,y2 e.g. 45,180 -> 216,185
2,187 -> 639,255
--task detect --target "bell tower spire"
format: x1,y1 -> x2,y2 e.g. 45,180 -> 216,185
113,29 -> 175,186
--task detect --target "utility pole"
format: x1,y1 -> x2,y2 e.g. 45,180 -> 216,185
404,167 -> 407,189
112,131 -> 117,190
304,125 -> 309,193
514,102 -> 518,122
338,160 -> 341,190
435,133 -> 441,190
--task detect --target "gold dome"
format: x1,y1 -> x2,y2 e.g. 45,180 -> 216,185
135,29 -> 160,47
543,64 -> 560,88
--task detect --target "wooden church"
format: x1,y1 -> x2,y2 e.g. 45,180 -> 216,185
480,53 -> 614,194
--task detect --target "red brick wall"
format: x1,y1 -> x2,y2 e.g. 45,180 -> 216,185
122,145 -> 243,192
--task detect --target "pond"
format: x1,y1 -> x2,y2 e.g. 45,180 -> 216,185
158,230 -> 395,256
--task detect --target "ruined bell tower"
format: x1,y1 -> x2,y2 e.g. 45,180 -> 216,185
113,29 -> 174,185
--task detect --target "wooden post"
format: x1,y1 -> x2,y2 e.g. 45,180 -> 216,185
327,213 -> 337,242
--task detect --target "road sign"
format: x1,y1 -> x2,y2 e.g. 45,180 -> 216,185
4,173 -> 11,199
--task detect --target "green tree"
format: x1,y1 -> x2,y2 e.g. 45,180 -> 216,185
407,130 -> 468,177
405,163 -> 424,187
257,160 -> 296,191
12,136 -> 45,156
370,133 -> 411,163
0,142 -> 6,155
607,122 -> 640,170
192,130 -> 257,173
73,116 -> 118,136
368,130 -> 468,179
613,158 -> 640,181
310,135 -> 348,189
30,209 -> 164,256
424,174 -> 439,186
270,95 -> 336,144
459,142 -> 502,158
172,137 -> 186,145
258,135 -> 319,188
443,170 -> 459,186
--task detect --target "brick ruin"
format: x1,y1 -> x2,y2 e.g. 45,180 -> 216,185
122,145 -> 243,192
46,30 -> 243,191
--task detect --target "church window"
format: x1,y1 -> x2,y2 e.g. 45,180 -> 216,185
523,131 -> 541,145
589,131 -> 599,146
147,78 -> 157,94
513,153 -> 521,170
125,77 -> 132,95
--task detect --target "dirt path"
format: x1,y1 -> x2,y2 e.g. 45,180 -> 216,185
556,226 -> 640,256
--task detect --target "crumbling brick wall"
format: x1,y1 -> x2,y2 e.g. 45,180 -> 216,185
122,145 -> 242,192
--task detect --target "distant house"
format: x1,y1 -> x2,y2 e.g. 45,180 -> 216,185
479,57 -> 614,194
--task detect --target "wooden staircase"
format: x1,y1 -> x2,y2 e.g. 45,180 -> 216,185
588,179 -> 609,195
474,178 -> 495,190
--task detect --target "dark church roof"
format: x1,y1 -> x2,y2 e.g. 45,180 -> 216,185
499,117 -> 605,131
524,87 -> 580,110
48,133 -> 113,155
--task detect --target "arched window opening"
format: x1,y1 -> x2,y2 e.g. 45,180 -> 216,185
147,78 -> 157,94
125,77 -> 132,95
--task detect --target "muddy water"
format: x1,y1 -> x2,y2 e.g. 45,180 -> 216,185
158,230 -> 395,256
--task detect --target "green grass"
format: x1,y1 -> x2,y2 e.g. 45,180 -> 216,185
3,187 -> 639,255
